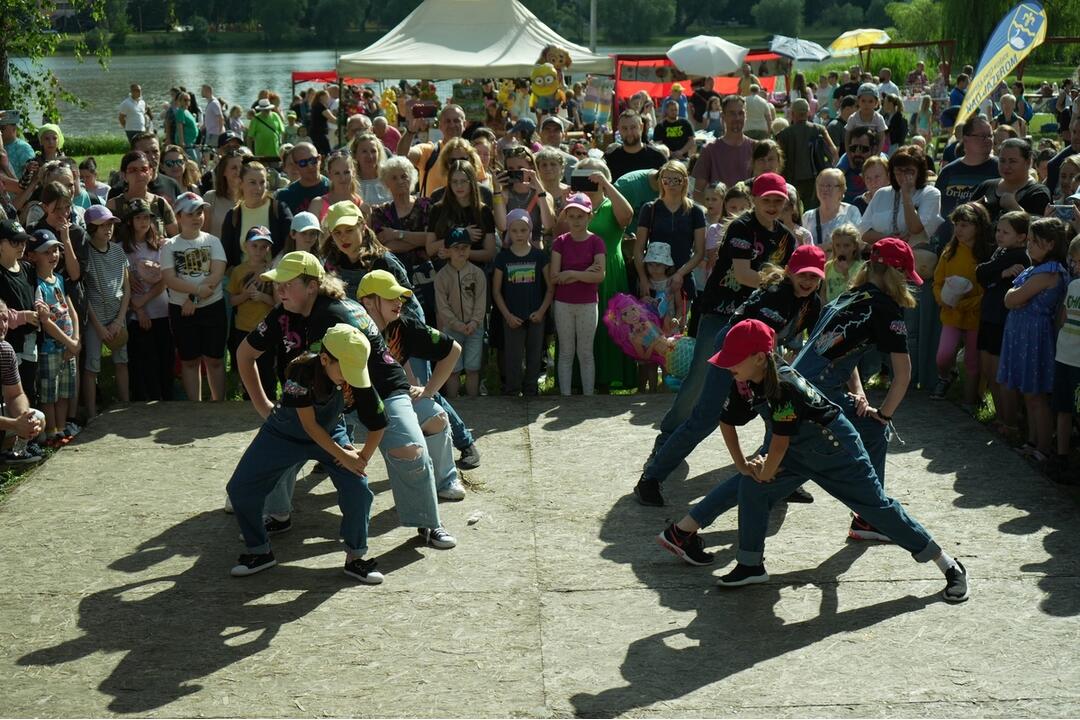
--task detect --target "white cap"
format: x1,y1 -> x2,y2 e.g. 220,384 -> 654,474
290,211 -> 321,233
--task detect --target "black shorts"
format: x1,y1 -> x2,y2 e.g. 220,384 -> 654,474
169,299 -> 227,361
977,321 -> 1005,355
1052,361 -> 1080,414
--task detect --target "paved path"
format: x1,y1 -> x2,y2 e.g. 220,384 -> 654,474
1,395 -> 1078,717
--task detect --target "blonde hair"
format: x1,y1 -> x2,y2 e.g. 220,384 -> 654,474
817,167 -> 846,192
758,262 -> 786,286
437,137 -> 483,178
325,152 -> 360,194
657,160 -> 693,212
829,223 -> 860,255
853,261 -> 917,308
236,161 -> 272,209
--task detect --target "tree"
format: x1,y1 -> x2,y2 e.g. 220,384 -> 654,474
599,0 -> 675,43
865,0 -> 891,27
313,0 -> 366,43
0,0 -> 108,128
751,0 -> 803,37
886,0 -> 943,44
254,0 -> 306,44
673,0 -> 728,34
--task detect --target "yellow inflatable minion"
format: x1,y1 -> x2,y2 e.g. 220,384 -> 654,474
530,63 -> 562,113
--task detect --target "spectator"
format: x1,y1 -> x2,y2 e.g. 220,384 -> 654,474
173,93 -> 199,162
653,99 -> 695,161
307,153 -> 363,226
1045,113 -> 1080,197
692,96 -> 755,201
122,198 -> 174,402
971,138 -> 1051,222
78,158 -> 109,205
275,143 -> 330,215
633,160 -> 706,303
107,150 -> 178,258
118,84 -> 151,143
950,74 -> 969,109
200,85 -> 224,149
0,296 -> 46,466
398,104 -> 469,198
994,94 -> 1028,137
688,77 -> 721,129
859,145 -> 942,246
737,64 -> 760,97
203,149 -> 244,239
247,98 -> 286,159
906,62 -> 929,92
827,96 -> 857,156
802,168 -> 862,249
882,94 -> 908,157
837,127 -> 886,204
845,84 -> 889,149
877,68 -> 900,98
372,116 -> 401,157
604,110 -> 666,182
434,230 -> 487,397
744,85 -> 774,141
775,98 -> 837,211
221,161 -> 293,268
666,83 -> 689,121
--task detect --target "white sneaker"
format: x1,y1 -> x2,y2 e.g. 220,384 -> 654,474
437,480 -> 466,501
418,527 -> 457,549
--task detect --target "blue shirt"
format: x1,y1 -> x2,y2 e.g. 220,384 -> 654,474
4,138 -> 34,178
837,152 -> 888,204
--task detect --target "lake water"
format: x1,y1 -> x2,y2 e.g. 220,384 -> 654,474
36,47 -> 664,136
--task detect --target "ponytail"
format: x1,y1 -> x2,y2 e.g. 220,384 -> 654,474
759,262 -> 786,287
762,354 -> 783,403
853,261 -> 917,309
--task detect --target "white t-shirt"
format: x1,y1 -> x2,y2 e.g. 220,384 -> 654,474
161,231 -> 227,306
857,186 -> 943,239
118,96 -> 147,132
745,93 -> 772,133
1057,278 -> 1080,367
203,97 -> 225,136
802,203 -> 863,249
878,81 -> 900,98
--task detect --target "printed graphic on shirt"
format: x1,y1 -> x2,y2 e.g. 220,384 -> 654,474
772,401 -> 797,424
172,246 -> 212,278
813,305 -> 873,354
505,261 -> 538,284
283,379 -> 308,398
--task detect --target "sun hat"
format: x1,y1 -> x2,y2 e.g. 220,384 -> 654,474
37,123 -> 64,150
260,251 -> 324,283
173,191 -> 210,215
254,98 -> 275,112
870,237 -> 923,286
708,319 -> 776,369
643,242 -> 674,266
320,324 -> 373,389
786,245 -> 826,278
357,269 -> 413,300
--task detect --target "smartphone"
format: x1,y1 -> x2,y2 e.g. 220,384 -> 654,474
505,169 -> 524,183
1050,204 -> 1075,221
570,169 -> 598,192
412,102 -> 437,119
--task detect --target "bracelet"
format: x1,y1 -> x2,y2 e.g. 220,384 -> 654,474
397,229 -> 405,241
537,191 -> 548,198
878,411 -> 892,421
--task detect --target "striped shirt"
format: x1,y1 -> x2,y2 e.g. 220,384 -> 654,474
85,242 -> 129,324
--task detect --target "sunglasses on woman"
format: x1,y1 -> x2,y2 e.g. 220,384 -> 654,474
162,158 -> 185,168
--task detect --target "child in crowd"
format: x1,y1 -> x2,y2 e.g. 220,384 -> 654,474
123,198 -> 173,402
161,192 -> 228,402
976,211 -> 1030,435
998,218 -> 1071,464
0,220 -> 40,406
278,211 -> 322,264
30,229 -> 79,446
227,227 -> 277,400
823,224 -> 863,302
639,241 -> 681,392
695,182 -> 726,290
492,209 -> 551,396
82,206 -> 130,418
550,193 -> 606,396
782,188 -> 812,246
283,111 -> 301,145
1051,237 -> 1080,482
931,203 -> 994,407
226,323 -> 387,582
845,83 -> 889,150
434,227 -> 487,398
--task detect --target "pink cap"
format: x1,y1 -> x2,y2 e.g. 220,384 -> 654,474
562,192 -> 593,214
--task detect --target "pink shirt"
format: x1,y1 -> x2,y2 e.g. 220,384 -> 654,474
551,232 -> 605,304
380,126 -> 402,155
691,137 -> 754,190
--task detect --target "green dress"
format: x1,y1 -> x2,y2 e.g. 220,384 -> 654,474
589,198 -> 639,391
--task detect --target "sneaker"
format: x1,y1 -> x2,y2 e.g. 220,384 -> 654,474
25,443 -> 45,458
942,560 -> 969,603
717,563 -> 769,587
848,515 -> 893,542
633,477 -> 665,507
0,450 -> 41,467
784,486 -> 814,503
929,376 -> 950,400
657,524 -> 714,566
418,527 -> 457,549
437,480 -> 466,501
264,516 -> 292,535
456,443 -> 481,470
343,557 -> 384,584
64,421 -> 81,437
230,551 -> 277,577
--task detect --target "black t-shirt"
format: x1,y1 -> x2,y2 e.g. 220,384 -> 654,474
720,363 -> 841,436
280,352 -> 388,432
382,314 -> 454,366
309,100 -> 330,138
653,119 -> 695,155
976,246 -> 1030,325
493,246 -> 548,318
836,82 -> 860,102
826,117 -> 847,156
972,179 -> 1052,223
732,279 -> 822,349
689,89 -> 721,123
808,283 -> 909,361
604,144 -> 667,181
0,259 -> 36,351
699,212 -> 797,317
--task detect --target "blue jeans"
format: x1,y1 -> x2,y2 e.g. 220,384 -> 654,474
228,417 -> 372,556
650,312 -> 730,456
410,356 -> 475,451
734,415 -> 940,566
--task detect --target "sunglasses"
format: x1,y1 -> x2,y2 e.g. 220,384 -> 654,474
661,176 -> 686,185
296,156 -> 320,168
848,144 -> 872,153
163,158 -> 185,168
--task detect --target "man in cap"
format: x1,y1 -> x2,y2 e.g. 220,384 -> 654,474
247,98 -> 285,159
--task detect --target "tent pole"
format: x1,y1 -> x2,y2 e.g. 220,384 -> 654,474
589,0 -> 597,52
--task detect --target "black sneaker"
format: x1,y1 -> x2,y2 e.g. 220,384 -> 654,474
456,443 -> 481,470
418,527 -> 457,549
264,516 -> 292,535
633,477 -> 665,507
848,515 -> 893,542
657,524 -> 714,566
942,560 -> 969,603
717,563 -> 769,587
230,551 -> 277,577
784,486 -> 814,503
1,450 -> 41,467
26,442 -> 45,458
343,557 -> 384,584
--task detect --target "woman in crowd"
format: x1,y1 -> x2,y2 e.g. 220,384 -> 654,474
78,157 -> 110,204
802,168 -> 862,249
426,161 -> 497,266
747,140 -> 784,184
308,89 -> 336,156
107,150 -> 179,249
308,152 -> 364,224
160,145 -> 199,193
492,146 -> 554,249
203,149 -> 244,239
219,161 -> 293,268
633,161 -> 706,305
972,138 -> 1051,223
851,156 -> 890,215
351,132 -> 393,207
431,138 -> 492,201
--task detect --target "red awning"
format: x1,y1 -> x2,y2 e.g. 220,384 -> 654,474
291,71 -> 373,86
613,53 -> 782,102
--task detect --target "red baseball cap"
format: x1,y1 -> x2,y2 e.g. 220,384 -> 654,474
751,172 -> 788,199
708,319 -> 776,369
870,237 -> 923,285
786,244 -> 826,278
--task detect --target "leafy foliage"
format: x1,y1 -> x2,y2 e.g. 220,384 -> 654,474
886,0 -> 943,44
751,0 -> 804,37
599,0 -> 675,43
254,0 -> 307,44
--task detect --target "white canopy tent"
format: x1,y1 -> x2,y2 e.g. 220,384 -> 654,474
336,0 -> 615,80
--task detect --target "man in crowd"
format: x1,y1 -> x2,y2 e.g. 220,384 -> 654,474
200,85 -> 224,149
342,114 -> 372,150
1046,113 -> 1080,197
0,112 -> 34,183
935,115 -> 1000,247
398,104 -> 470,198
877,68 -> 900,98
539,116 -> 577,182
950,74 -> 969,108
247,98 -> 284,159
837,127 -> 883,203
372,116 -> 401,156
118,84 -> 151,143
691,95 -> 754,200
737,64 -> 760,97
614,168 -> 660,232
906,61 -> 928,92
835,67 -> 862,103
653,99 -> 695,162
744,84 -> 774,140
827,95 -> 857,156
688,77 -> 720,130
775,98 -> 837,211
276,142 -> 329,215
604,110 -> 666,182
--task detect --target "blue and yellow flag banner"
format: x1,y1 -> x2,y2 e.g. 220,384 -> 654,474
955,1 -> 1047,127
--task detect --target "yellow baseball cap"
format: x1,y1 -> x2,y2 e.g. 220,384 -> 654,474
357,269 -> 413,300
261,251 -> 324,283
324,201 -> 363,231
321,324 -> 372,389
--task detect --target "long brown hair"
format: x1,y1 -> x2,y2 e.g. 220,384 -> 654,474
944,202 -> 993,262
761,354 -> 783,403
432,161 -> 484,237
321,220 -> 386,269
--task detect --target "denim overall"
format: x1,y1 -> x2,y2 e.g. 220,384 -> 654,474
227,389 -> 373,556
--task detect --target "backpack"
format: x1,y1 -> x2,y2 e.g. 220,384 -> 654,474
808,125 -> 832,175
